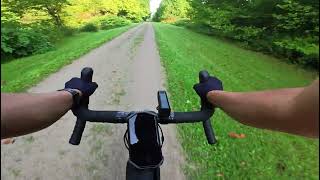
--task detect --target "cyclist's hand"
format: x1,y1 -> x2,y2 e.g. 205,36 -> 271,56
193,76 -> 223,100
65,78 -> 98,96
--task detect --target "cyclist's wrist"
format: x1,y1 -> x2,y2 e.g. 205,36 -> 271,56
58,88 -> 82,109
57,90 -> 74,108
207,90 -> 223,107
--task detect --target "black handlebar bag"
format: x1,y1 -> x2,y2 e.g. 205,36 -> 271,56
125,111 -> 164,169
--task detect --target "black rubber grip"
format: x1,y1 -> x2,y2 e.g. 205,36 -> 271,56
81,67 -> 93,83
199,70 -> 217,144
199,70 -> 210,83
69,118 -> 87,145
69,67 -> 93,145
203,119 -> 216,144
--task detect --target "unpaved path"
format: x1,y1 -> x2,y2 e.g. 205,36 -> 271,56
1,23 -> 186,180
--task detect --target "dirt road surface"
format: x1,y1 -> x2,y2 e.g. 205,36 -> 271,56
1,23 -> 186,180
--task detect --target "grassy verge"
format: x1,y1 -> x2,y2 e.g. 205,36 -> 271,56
153,23 -> 319,179
1,24 -> 136,92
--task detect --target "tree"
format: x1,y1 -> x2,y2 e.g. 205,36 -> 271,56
152,0 -> 190,22
3,0 -> 69,27
117,0 -> 150,22
63,0 -> 150,26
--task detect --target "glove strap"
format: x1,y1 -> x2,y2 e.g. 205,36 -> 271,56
58,88 -> 81,109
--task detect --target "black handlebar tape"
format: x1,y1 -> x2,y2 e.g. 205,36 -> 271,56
69,67 -> 93,145
161,111 -> 212,123
69,118 -> 86,145
202,118 -> 217,144
72,107 -> 129,123
199,70 -> 217,145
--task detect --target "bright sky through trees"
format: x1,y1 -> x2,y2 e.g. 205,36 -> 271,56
150,0 -> 161,14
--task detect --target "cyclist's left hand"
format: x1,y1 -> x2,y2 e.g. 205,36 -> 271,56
65,77 -> 98,96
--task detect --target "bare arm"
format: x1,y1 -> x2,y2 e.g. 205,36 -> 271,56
1,91 -> 78,139
207,80 -> 319,138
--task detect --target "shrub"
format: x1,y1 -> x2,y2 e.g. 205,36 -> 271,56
161,17 -> 178,23
1,25 -> 53,60
232,26 -> 265,42
78,16 -> 131,31
80,23 -> 98,32
299,53 -> 319,68
61,26 -> 77,36
100,16 -> 131,30
25,21 -> 68,42
187,23 -> 216,36
173,19 -> 192,27
273,37 -> 319,68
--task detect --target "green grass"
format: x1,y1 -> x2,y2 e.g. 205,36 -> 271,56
1,25 -> 136,92
153,23 -> 319,179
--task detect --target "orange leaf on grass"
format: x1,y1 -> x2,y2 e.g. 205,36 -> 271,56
228,132 -> 246,139
239,133 -> 246,138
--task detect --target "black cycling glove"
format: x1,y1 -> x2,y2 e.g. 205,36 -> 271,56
193,76 -> 223,100
65,77 -> 98,96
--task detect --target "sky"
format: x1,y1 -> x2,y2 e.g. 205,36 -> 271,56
150,0 -> 162,15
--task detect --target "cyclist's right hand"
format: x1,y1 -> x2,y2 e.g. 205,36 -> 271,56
193,76 -> 223,101
64,77 -> 98,97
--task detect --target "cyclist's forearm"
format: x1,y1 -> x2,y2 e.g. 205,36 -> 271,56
288,80 -> 319,137
207,87 -> 314,137
1,92 -> 73,139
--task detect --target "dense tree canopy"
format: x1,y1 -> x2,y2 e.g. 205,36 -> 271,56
2,0 -> 150,27
64,0 -> 150,27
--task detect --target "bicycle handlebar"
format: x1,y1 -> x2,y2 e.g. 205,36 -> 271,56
69,67 -> 92,145
71,107 -> 213,124
199,70 -> 217,144
69,67 -> 217,145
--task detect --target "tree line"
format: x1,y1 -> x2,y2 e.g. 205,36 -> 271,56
1,0 -> 150,60
153,0 -> 319,69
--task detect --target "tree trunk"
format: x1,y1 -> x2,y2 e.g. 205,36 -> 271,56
45,6 -> 63,27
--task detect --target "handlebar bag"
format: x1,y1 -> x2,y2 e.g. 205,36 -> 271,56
126,111 -> 163,169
